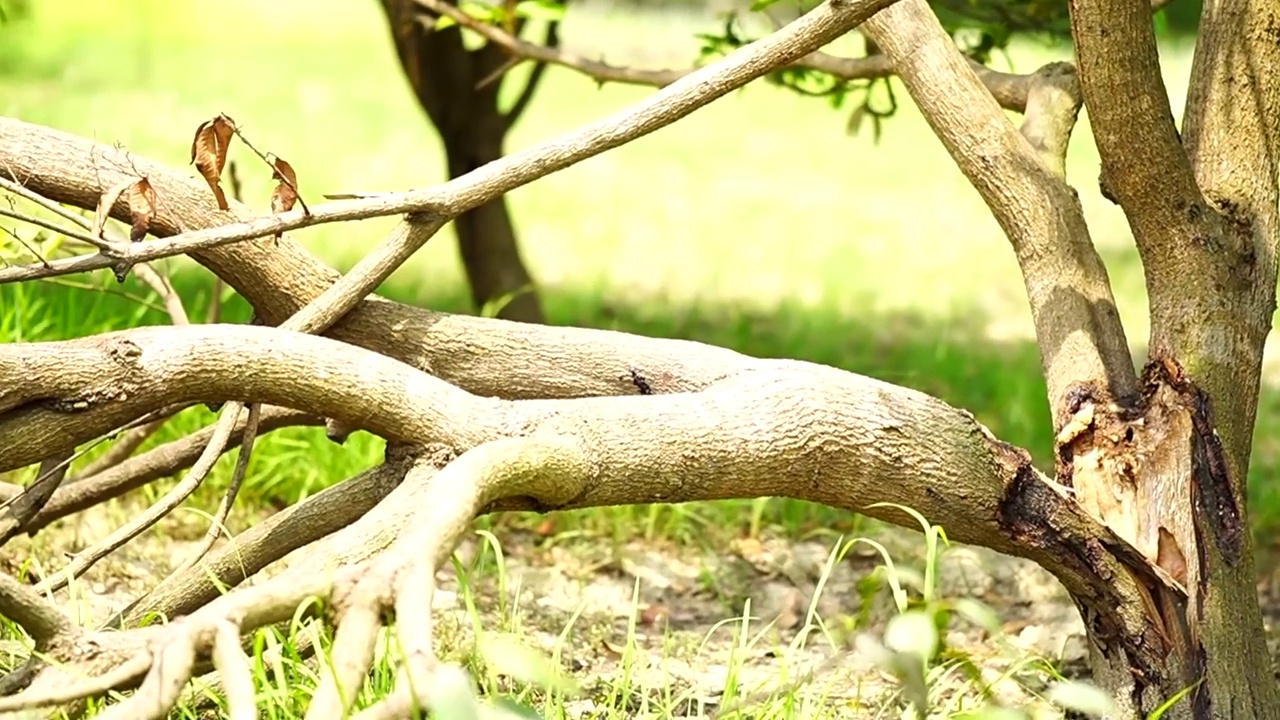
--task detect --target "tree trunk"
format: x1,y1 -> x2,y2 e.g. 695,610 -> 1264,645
445,139 -> 539,321
865,0 -> 1280,715
379,0 -> 545,323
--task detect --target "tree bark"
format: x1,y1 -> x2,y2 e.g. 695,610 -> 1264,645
379,0 -> 545,323
1061,0 -> 1280,714
866,0 -> 1280,715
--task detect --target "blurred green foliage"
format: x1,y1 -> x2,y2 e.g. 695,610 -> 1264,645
0,0 -> 31,23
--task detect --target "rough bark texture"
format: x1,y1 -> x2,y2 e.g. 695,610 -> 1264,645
380,0 -> 545,323
1059,0 -> 1280,715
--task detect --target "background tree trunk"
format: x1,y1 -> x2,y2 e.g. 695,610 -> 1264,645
379,0 -> 546,323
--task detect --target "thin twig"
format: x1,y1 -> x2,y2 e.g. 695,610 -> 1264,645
474,54 -> 522,92
500,20 -> 559,131
0,0 -> 897,286
416,0 -> 899,89
37,276 -> 167,315
0,203 -> 113,251
70,417 -> 169,481
0,225 -> 50,268
0,175 -> 93,230
169,403 -> 262,576
36,403 -> 247,594
133,264 -> 190,325
22,408 -> 315,534
0,405 -> 191,510
226,118 -> 310,216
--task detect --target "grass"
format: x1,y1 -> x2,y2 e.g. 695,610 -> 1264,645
0,0 -> 1274,716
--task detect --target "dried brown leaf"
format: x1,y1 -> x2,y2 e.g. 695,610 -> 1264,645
269,155 -> 297,188
268,155 -> 299,243
93,178 -> 136,240
189,115 -> 236,210
270,182 -> 298,216
127,178 -> 157,242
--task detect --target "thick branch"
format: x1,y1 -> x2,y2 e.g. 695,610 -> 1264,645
1068,0 -> 1206,240
0,133 -> 759,405
862,0 -> 1137,420
0,573 -> 74,646
1172,0 -> 1280,473
0,324 -> 1159,580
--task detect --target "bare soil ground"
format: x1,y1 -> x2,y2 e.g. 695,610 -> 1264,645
5,497 -> 1280,718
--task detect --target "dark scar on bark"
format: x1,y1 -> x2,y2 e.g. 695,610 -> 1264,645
628,367 -> 653,395
1054,384 -> 1099,490
1187,388 -> 1244,565
1143,358 -> 1244,566
997,463 -> 1172,694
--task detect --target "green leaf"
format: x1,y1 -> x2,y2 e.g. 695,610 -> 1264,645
956,707 -> 1032,720
1146,680 -> 1204,720
458,1 -> 497,22
429,665 -> 483,720
952,597 -> 1002,635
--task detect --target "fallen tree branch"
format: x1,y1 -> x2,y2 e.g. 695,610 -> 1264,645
0,451 -> 72,544
0,322 -> 1176,715
0,572 -> 74,646
0,322 -> 1163,576
0,653 -> 151,714
0,0 -> 897,286
311,437 -> 585,719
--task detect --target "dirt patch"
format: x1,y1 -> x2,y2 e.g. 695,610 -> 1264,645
9,501 -> 1280,717
427,524 -> 1092,717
